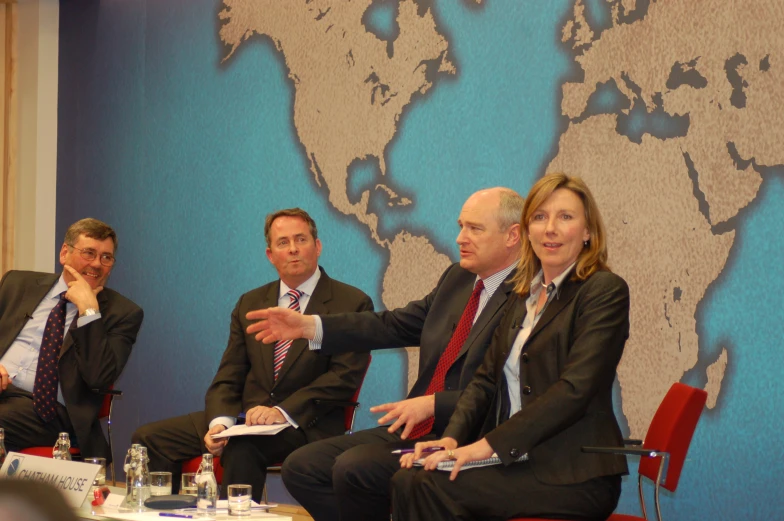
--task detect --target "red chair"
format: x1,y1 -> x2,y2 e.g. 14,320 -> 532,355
19,388 -> 123,485
510,382 -> 707,521
183,355 -> 372,500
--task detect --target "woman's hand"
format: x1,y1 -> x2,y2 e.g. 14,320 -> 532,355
422,438 -> 495,481
398,437 -> 458,469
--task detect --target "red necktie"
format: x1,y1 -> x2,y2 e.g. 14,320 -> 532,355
273,289 -> 303,380
33,292 -> 68,422
409,280 -> 485,439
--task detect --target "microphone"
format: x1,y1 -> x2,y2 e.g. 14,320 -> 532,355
24,312 -> 34,321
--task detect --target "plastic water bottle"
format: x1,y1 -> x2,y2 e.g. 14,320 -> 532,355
0,428 -> 7,466
196,453 -> 218,517
52,432 -> 72,460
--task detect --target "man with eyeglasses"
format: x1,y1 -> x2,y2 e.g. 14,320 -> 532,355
0,218 -> 144,460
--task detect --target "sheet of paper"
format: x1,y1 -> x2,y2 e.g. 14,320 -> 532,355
210,422 -> 290,438
96,511 -> 285,520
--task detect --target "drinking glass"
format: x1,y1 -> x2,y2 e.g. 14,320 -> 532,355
181,472 -> 198,496
227,484 -> 252,516
83,457 -> 106,487
150,471 -> 173,496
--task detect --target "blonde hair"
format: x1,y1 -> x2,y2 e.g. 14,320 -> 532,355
512,173 -> 609,295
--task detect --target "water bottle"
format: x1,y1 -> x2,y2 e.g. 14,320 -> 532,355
124,444 -> 151,507
196,453 -> 218,517
124,444 -> 142,501
0,428 -> 7,466
52,432 -> 72,460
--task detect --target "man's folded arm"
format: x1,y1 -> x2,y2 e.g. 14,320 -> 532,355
70,302 -> 144,389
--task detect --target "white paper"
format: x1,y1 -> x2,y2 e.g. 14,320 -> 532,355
210,423 -> 290,438
413,452 -> 528,472
0,452 -> 100,507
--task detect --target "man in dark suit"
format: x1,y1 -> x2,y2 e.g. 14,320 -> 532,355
132,208 -> 372,502
0,218 -> 144,461
247,188 -> 524,521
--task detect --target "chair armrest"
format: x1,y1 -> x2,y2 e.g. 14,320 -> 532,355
91,388 -> 123,396
582,446 -> 664,458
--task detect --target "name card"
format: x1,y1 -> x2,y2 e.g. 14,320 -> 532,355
0,452 -> 100,507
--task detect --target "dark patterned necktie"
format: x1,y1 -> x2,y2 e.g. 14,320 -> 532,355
33,292 -> 68,422
273,289 -> 303,380
409,279 -> 485,439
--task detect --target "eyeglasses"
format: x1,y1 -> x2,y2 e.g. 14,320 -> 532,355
68,245 -> 116,267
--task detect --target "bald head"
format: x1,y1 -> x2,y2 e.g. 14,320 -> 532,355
455,187 -> 523,278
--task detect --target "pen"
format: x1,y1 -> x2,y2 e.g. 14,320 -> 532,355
159,514 -> 194,519
391,446 -> 445,455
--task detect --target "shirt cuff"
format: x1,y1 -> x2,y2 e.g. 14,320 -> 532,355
274,406 -> 299,429
308,315 -> 324,351
76,312 -> 101,328
209,416 -> 236,430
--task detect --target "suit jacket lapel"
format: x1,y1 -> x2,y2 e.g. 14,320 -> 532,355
0,274 -> 57,356
274,273 -> 332,384
259,282 -> 281,390
455,277 -> 513,361
524,277 -> 582,348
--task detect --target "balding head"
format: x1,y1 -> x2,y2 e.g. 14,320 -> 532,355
455,187 -> 523,279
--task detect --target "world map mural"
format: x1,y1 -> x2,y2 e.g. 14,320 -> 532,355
56,0 -> 783,517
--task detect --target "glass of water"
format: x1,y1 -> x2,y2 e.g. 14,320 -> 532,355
227,484 -> 252,516
83,457 -> 106,487
150,471 -> 172,496
181,472 -> 198,496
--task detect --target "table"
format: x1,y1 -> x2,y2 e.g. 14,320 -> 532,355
75,487 -> 293,521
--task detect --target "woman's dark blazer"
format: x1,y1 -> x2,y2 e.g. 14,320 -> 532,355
443,269 -> 630,485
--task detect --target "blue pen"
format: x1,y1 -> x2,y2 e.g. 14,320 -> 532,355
391,446 -> 445,455
159,514 -> 193,519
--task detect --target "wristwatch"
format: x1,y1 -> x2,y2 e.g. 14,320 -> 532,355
80,308 -> 98,317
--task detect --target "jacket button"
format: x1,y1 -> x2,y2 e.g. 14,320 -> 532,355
510,448 -> 520,458
522,386 -> 532,395
521,353 -> 529,363
270,392 -> 275,398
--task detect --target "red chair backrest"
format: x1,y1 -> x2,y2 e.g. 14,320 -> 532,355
638,382 -> 707,491
182,455 -> 225,484
18,446 -> 80,457
98,391 -> 113,419
344,354 -> 371,432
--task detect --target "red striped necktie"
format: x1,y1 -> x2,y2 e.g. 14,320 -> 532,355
273,289 -> 303,380
408,279 -> 484,439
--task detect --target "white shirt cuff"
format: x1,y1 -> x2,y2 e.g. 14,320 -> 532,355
77,312 -> 101,328
308,315 -> 324,351
209,416 -> 236,430
274,406 -> 299,429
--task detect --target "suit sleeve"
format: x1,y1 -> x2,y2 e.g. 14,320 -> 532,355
68,294 -> 144,389
319,265 -> 453,355
278,294 -> 374,428
205,298 -> 251,421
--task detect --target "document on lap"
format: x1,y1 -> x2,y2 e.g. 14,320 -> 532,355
413,452 -> 528,472
210,422 -> 291,438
